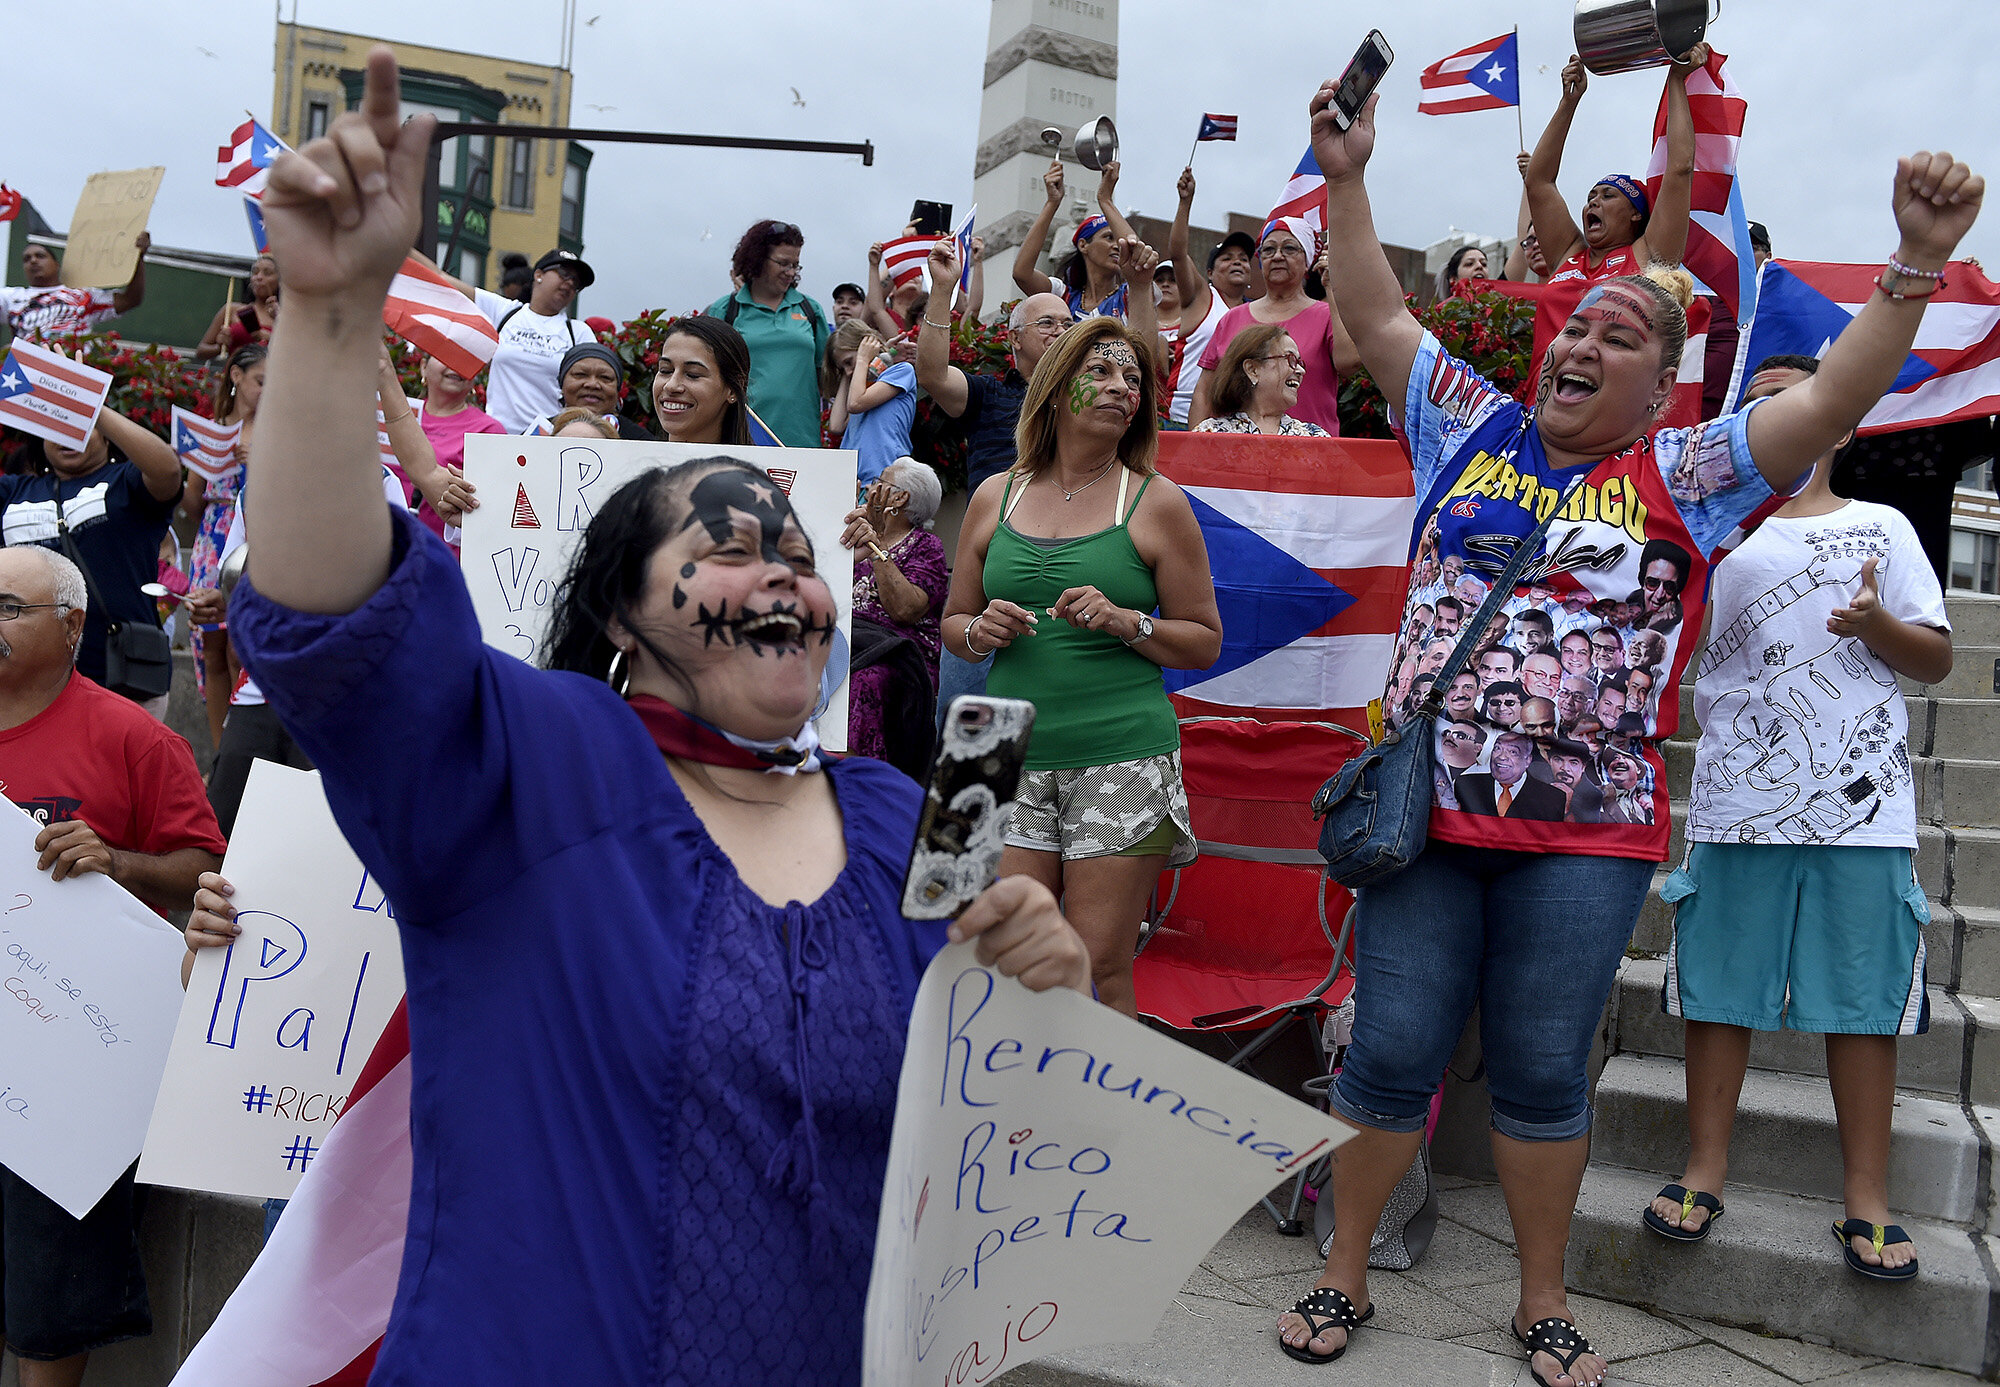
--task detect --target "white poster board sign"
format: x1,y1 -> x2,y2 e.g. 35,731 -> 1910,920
141,763 -> 405,1201
863,945 -> 1354,1383
461,435 -> 859,749
0,803 -> 186,1218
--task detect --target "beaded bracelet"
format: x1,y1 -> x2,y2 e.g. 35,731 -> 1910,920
1886,256 -> 1946,280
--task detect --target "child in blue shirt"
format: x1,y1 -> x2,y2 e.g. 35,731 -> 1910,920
827,321 -> 917,486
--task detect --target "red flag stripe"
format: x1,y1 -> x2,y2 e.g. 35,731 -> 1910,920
1418,94 -> 1513,115
19,351 -> 113,393
0,398 -> 89,445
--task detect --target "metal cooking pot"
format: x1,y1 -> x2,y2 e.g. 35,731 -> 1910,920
1073,116 -> 1118,172
1574,0 -> 1718,75
217,543 -> 249,599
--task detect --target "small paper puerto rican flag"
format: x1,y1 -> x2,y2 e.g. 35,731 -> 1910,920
1196,113 -> 1239,142
879,235 -> 933,290
0,339 -> 113,449
170,406 -> 242,482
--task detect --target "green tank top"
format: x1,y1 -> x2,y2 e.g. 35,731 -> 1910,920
982,469 -> 1181,771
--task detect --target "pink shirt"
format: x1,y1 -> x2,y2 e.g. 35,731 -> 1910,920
414,403 -> 504,543
1197,299 -> 1343,436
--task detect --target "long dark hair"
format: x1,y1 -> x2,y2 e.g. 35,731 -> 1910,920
212,344 -> 267,422
659,317 -> 753,445
542,457 -> 779,689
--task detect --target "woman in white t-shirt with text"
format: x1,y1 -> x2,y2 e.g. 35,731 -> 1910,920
418,248 -> 598,433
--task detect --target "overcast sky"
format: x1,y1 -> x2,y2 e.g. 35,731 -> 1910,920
14,1 -> 2000,321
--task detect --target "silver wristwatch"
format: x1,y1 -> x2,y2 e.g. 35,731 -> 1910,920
1122,613 -> 1155,647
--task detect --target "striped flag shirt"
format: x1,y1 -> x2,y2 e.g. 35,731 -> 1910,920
0,339 -> 113,448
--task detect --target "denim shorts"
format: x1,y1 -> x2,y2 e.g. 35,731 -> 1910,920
1328,841 -> 1654,1142
0,1161 -> 151,1360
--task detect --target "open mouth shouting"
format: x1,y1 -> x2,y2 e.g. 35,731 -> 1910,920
693,599 -> 832,656
1554,370 -> 1600,404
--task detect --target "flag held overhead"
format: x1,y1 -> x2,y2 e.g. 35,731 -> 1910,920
217,117 -> 287,201
381,256 -> 499,381
1196,113 -> 1239,142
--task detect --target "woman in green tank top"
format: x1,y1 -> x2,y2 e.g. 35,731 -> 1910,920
944,316 -> 1223,1017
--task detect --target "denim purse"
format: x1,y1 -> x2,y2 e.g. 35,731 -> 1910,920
1312,462 -> 1587,889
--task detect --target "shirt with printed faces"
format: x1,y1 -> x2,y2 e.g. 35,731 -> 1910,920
1383,331 -> 1783,861
1688,500 -> 1947,849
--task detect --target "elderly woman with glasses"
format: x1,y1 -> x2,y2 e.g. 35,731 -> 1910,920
840,459 -> 950,774
1193,323 -> 1331,437
1189,217 -> 1358,434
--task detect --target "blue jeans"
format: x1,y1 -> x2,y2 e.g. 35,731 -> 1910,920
934,645 -> 992,738
1329,841 -> 1653,1142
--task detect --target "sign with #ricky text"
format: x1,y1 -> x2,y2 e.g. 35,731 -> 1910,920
460,434 -> 860,749
140,762 -> 405,1202
60,166 -> 163,289
0,802 -> 186,1219
863,945 -> 1354,1384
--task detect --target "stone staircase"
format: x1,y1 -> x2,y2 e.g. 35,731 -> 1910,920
1567,593 -> 2000,1378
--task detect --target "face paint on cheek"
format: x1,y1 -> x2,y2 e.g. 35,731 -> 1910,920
1067,375 -> 1099,415
1535,345 -> 1559,406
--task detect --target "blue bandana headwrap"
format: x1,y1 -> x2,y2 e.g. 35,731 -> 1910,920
1072,214 -> 1110,247
1595,174 -> 1650,220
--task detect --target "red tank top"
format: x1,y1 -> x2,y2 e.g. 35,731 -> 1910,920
1545,243 -> 1641,288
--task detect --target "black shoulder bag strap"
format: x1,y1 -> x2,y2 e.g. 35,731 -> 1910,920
48,489 -> 128,632
1411,445 -> 1596,723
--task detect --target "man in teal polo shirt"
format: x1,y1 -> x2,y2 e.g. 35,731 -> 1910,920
707,220 -> 830,448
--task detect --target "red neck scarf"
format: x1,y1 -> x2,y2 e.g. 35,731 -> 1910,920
625,695 -> 823,773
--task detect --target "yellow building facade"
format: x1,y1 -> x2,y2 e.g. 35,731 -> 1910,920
271,22 -> 590,292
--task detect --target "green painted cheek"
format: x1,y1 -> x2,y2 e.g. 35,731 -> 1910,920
1068,377 -> 1099,415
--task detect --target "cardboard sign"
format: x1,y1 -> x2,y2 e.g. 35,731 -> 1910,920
460,435 -> 860,749
863,945 -> 1354,1383
60,166 -> 163,289
141,764 -> 405,1201
0,803 -> 186,1218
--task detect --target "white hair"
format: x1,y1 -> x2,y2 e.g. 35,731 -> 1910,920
13,546 -> 88,614
881,458 -> 942,529
1008,299 -> 1030,330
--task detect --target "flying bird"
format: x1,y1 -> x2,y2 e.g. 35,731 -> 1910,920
585,14 -> 601,24
790,86 -> 806,107
583,103 -> 618,112
195,45 -> 218,58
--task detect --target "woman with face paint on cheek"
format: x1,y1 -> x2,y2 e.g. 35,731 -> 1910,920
1290,74 -> 1983,1378
208,49 -> 1093,1387
944,317 -> 1222,1020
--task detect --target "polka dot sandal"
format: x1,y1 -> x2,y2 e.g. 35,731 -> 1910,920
1514,1316 -> 1600,1387
1280,1286 -> 1375,1365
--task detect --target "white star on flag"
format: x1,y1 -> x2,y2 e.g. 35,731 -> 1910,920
1,371 -> 21,391
1484,61 -> 1507,84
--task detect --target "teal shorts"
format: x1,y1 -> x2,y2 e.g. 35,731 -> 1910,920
1662,841 -> 1930,1035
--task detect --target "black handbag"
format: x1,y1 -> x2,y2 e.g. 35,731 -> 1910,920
53,491 -> 174,701
1312,456 -> 1590,888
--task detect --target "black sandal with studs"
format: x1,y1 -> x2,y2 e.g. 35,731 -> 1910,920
1515,1315 -> 1600,1387
1280,1286 -> 1374,1365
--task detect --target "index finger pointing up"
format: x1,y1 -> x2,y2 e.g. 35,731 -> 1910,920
360,46 -> 405,148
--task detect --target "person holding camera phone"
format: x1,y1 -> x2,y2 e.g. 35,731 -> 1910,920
193,50 -> 1092,1387
1277,58 -> 1982,1384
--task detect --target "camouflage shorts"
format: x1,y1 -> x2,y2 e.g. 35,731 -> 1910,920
1005,751 -> 1198,866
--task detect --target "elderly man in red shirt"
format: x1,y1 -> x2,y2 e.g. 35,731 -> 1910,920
0,543 -> 224,1387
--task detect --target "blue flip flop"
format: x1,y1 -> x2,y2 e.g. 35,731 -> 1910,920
1833,1218 -> 1918,1281
1642,1182 -> 1723,1242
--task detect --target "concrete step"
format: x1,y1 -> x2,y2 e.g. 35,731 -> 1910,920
1590,1053 -> 1981,1223
1611,958 -> 1975,1100
1907,647 -> 2000,700
1937,698 -> 2000,760
1959,904 -> 2000,997
1946,594 -> 2000,646
1569,1162 -> 1999,1376
1952,826 -> 2000,909
1931,757 -> 2000,829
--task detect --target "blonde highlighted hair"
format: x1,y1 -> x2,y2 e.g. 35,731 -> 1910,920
1011,316 -> 1160,481
1609,263 -> 1699,371
548,408 -> 618,439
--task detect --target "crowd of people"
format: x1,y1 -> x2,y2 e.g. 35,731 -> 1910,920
0,37 -> 1985,1387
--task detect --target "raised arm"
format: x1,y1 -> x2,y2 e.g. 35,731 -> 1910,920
97,404 -> 182,502
1504,152 -> 1537,282
1525,58 -> 1590,268
406,248 -> 476,301
1117,238 -> 1163,370
1745,151 -> 1983,490
1309,90 -> 1424,411
1011,160 -> 1065,297
1095,161 -> 1139,243
112,231 -> 150,315
1636,44 -> 1707,269
248,46 -> 435,614
916,238 -> 971,416
863,242 -> 902,337
1167,167 -> 1213,325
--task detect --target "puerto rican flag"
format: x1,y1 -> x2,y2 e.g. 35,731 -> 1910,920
170,406 -> 242,482
879,234 -> 932,290
1267,149 -> 1327,251
217,118 -> 287,200
1196,113 -> 1239,142
1645,50 -> 1755,321
1418,31 -> 1521,116
381,256 -> 500,381
0,339 -> 113,448
1728,258 -> 2000,433
0,183 -> 22,222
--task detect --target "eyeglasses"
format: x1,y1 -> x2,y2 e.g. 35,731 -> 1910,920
1023,315 -> 1072,333
1256,352 -> 1305,371
0,601 -> 70,621
1258,243 -> 1307,259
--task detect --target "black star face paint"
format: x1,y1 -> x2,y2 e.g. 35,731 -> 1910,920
688,595 -> 835,656
681,467 -> 806,568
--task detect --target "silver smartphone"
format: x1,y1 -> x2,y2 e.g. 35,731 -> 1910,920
1328,30 -> 1395,131
899,696 -> 1037,920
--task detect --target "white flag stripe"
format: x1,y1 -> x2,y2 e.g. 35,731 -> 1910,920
1809,298 -> 2000,352
1184,487 -> 1414,571
1677,332 -> 1709,385
1434,51 -> 1489,75
1865,360 -> 2000,428
406,313 -> 500,364
1176,634 -> 1397,710
385,274 -> 488,318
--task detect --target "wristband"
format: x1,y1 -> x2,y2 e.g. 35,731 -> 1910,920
1886,256 -> 1946,280
1875,271 -> 1944,301
868,542 -> 891,563
922,315 -> 953,330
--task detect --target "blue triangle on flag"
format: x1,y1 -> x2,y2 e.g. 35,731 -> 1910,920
1748,264 -> 1934,396
1163,492 -> 1356,695
175,423 -> 199,455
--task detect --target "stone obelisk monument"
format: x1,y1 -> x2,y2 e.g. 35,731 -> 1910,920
972,0 -> 1119,319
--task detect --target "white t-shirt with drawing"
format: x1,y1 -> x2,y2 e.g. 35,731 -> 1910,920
1688,500 -> 1948,849
473,288 -> 596,433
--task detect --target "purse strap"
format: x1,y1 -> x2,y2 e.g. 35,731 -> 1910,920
49,488 -> 141,634
1412,455 -> 1596,722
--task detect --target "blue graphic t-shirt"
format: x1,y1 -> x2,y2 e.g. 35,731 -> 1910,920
1384,332 -> 1782,861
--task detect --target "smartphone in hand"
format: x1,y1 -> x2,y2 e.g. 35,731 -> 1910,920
1328,30 -> 1394,131
900,696 -> 1036,920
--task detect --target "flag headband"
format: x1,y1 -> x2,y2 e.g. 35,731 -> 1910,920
1595,174 -> 1650,220
1072,215 -> 1110,247
1260,217 -> 1320,257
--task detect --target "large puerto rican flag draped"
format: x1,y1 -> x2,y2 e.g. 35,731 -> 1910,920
217,118 -> 287,200
1729,258 -> 2000,433
1645,49 -> 1755,322
1418,31 -> 1521,116
0,339 -> 114,448
382,256 -> 501,381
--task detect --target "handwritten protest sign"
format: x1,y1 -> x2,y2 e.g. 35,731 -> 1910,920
461,434 -> 859,748
863,945 -> 1354,1383
141,763 -> 405,1202
0,803 -> 186,1218
59,166 -> 162,288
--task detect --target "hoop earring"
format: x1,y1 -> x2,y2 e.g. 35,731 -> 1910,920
607,648 -> 629,695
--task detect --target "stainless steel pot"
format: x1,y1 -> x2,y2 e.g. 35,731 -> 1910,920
217,542 -> 249,599
1073,116 -> 1118,172
1574,0 -> 1718,75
